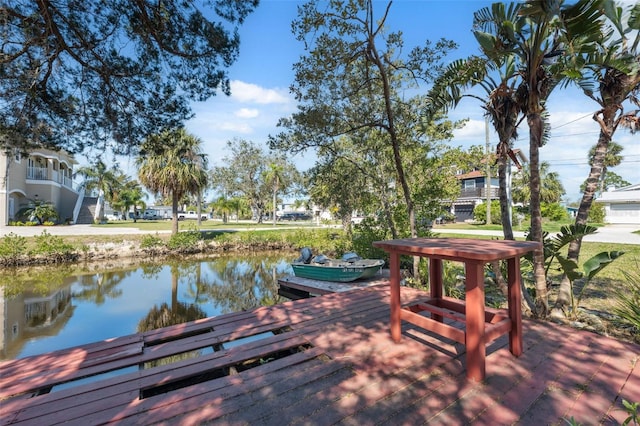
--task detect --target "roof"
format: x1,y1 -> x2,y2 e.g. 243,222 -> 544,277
597,184 -> 640,203
456,170 -> 485,180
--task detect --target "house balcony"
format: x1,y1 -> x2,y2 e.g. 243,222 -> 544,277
458,187 -> 499,200
27,166 -> 48,181
27,166 -> 75,189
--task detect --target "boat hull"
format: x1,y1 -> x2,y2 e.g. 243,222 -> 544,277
291,259 -> 384,282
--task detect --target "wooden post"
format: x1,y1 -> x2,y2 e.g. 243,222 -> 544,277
389,252 -> 401,342
507,256 -> 523,356
465,260 -> 486,381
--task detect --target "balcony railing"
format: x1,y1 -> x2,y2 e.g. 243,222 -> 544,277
458,187 -> 500,199
27,166 -> 75,189
62,174 -> 73,188
27,166 -> 48,181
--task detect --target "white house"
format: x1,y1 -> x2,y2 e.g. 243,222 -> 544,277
597,184 -> 640,224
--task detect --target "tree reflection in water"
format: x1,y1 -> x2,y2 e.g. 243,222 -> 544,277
73,270 -> 130,305
0,252 -> 295,361
205,254 -> 292,313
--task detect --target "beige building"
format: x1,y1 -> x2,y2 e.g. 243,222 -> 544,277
0,148 -> 80,225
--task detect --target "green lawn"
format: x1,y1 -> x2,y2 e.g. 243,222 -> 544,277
433,220 -> 607,234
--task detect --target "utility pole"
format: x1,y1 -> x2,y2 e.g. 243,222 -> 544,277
485,116 -> 491,225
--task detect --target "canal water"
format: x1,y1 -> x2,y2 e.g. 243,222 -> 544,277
0,252 -> 295,361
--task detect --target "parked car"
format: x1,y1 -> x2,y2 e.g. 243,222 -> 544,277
278,212 -> 312,221
177,211 -> 208,221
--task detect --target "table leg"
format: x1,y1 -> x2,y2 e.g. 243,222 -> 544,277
507,257 -> 523,356
429,258 -> 443,322
389,252 -> 401,342
465,260 -> 485,381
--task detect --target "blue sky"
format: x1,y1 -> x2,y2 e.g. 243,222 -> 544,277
113,0 -> 639,202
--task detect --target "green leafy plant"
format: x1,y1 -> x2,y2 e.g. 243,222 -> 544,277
613,262 -> 640,342
167,229 -> 201,251
543,224 -> 624,318
0,233 -> 28,265
621,399 -> 639,426
473,200 -> 501,224
30,230 -> 76,263
140,234 -> 165,256
541,202 -> 569,221
23,200 -> 59,224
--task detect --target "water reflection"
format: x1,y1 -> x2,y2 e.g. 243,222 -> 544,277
0,252 -> 294,361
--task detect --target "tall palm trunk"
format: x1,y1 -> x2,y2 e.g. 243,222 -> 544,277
171,195 -> 179,235
497,156 -> 514,240
527,112 -> 548,317
553,108 -> 616,312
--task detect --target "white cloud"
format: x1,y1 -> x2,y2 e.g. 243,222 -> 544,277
235,108 -> 259,118
452,118 -> 485,143
230,80 -> 290,104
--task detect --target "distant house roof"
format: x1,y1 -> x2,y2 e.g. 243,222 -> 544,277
456,170 -> 485,180
597,184 -> 640,203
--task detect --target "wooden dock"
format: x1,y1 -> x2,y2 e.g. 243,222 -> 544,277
277,271 -> 390,299
1,285 -> 639,425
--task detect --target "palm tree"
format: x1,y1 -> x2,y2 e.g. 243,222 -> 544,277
76,160 -> 121,222
428,41 -> 523,239
553,3 -> 640,315
114,180 -> 147,222
211,196 -> 232,223
471,0 -> 605,317
137,128 -> 208,235
264,162 -> 285,226
512,162 -> 565,206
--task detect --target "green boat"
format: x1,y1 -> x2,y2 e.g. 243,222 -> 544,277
291,249 -> 385,282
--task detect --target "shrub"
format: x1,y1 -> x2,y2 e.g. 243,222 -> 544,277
140,234 -> 165,256
473,200 -> 501,224
30,230 -> 76,262
541,202 -> 569,221
352,217 -> 389,260
167,229 -> 201,251
141,234 -> 165,250
588,202 -> 606,223
0,233 -> 28,265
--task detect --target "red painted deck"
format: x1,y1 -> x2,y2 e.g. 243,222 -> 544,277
1,285 -> 638,425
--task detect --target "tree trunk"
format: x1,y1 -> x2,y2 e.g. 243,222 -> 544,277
367,30 -> 418,279
498,154 -> 514,240
341,213 -> 353,237
553,113 -> 613,314
528,113 -> 548,318
273,183 -> 277,226
171,195 -> 179,235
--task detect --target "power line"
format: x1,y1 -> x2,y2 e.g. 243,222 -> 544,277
545,154 -> 640,163
551,113 -> 593,129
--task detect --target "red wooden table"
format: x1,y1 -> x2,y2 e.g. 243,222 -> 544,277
373,237 -> 540,381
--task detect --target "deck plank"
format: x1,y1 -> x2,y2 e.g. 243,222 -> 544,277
1,285 -> 638,425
